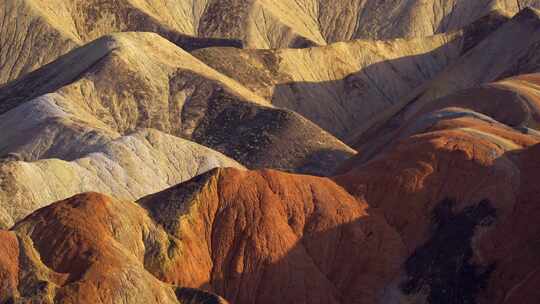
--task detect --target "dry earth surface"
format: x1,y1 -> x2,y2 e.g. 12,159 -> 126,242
1,2 -> 540,304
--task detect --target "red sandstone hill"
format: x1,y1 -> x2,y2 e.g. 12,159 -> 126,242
2,77 -> 540,302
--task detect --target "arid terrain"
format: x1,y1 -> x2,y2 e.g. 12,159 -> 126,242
1,1 -> 540,303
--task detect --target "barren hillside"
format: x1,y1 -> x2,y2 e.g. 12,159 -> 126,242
1,2 -> 540,304
4,0 -> 540,84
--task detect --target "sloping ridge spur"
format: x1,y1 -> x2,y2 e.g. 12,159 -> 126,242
0,31 -> 356,230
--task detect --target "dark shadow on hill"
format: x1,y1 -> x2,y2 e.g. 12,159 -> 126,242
195,197 -> 500,304
0,31 -> 241,117
295,148 -> 356,176
175,287 -> 228,304
401,198 -> 497,304
183,141 -> 540,304
435,8 -> 511,50
163,31 -> 244,52
188,88 -> 355,175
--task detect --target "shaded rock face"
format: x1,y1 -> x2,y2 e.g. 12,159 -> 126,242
190,21 -> 472,139
334,112 -> 540,304
190,89 -> 353,174
175,288 -> 229,304
0,33 -> 355,174
193,9 -> 513,140
193,34 -> 466,139
344,71 -> 540,169
0,33 -> 354,177
401,199 -> 496,304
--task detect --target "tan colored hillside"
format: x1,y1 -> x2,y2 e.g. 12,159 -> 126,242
4,0 -> 540,85
193,10 -> 510,139
0,32 -> 355,175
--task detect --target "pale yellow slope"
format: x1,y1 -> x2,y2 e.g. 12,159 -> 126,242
0,128 -> 243,229
0,0 -> 326,84
0,32 -> 268,160
0,0 -> 232,84
0,32 -> 354,176
0,1 -> 78,84
6,0 -> 539,85
194,21 -> 500,139
397,7 -> 540,125
321,0 -> 540,41
245,0 -> 325,48
25,0 -> 201,41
